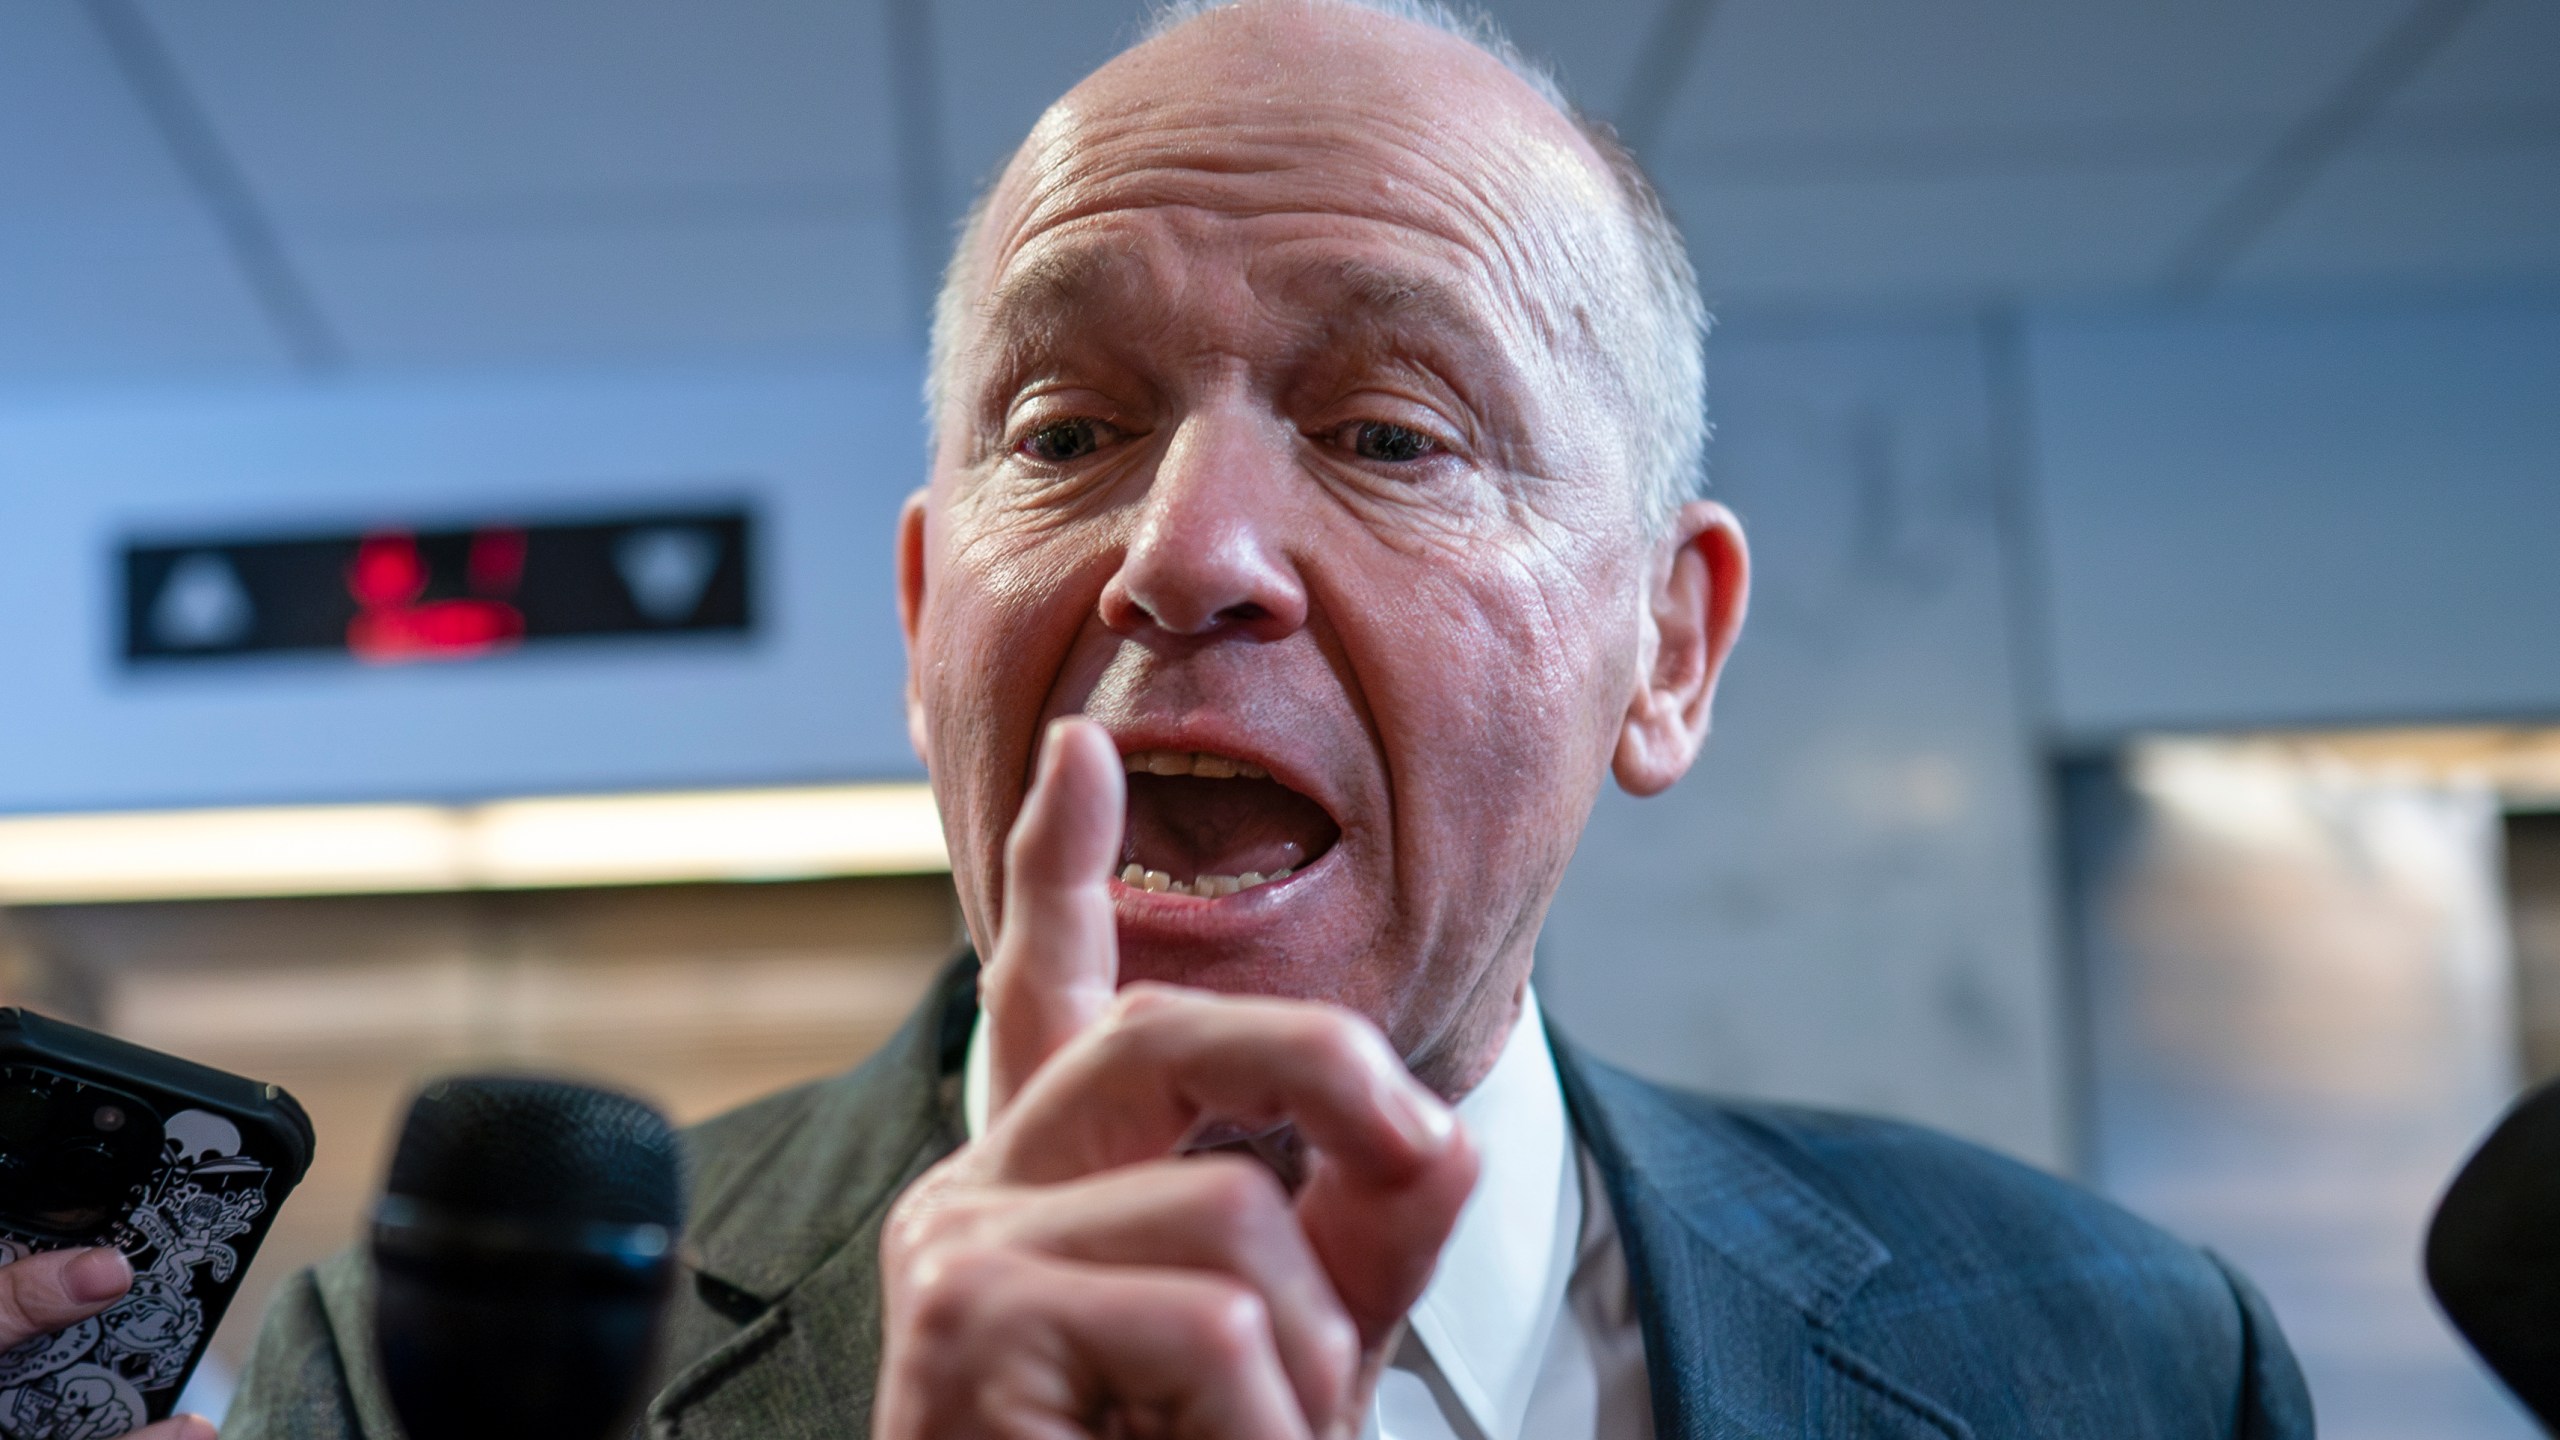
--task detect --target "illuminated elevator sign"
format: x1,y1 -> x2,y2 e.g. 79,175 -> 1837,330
122,508 -> 753,666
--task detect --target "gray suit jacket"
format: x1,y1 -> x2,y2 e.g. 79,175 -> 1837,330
229,957 -> 2313,1438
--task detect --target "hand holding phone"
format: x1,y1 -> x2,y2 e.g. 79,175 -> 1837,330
0,1246 -> 216,1438
0,1009 -> 313,1439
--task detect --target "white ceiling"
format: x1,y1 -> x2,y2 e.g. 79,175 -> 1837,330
1,0 -> 2551,386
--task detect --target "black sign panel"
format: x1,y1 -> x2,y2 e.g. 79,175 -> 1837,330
123,508 -> 753,666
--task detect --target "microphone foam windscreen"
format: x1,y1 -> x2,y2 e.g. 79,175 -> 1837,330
385,1075 -> 681,1228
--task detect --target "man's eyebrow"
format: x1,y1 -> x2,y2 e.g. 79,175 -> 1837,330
966,246 -> 1517,426
976,246 -> 1140,363
1266,255 -> 1502,352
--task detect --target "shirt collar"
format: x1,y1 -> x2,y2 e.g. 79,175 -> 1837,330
960,988 -> 1578,1440
1398,986 -> 1580,1440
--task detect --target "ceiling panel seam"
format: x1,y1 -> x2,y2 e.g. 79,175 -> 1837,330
2158,0 -> 2488,299
85,0 -> 347,374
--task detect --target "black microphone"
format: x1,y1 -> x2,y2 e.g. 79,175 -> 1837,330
370,1075 -> 687,1440
2425,1077 -> 2560,1427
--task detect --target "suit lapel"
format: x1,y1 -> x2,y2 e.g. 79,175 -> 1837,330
646,959 -> 975,1439
1552,1031 -> 1974,1440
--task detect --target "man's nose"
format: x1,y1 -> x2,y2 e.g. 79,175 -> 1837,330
1099,415 -> 1308,642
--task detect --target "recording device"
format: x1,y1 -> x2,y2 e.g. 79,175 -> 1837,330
0,1008 -> 313,1432
370,1075 -> 686,1440
2425,1077 -> 2560,1427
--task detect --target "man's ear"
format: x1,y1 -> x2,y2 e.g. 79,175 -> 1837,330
894,487 -> 932,762
1613,499 -> 1749,797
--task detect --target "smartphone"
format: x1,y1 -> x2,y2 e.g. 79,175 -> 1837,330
0,1008 -> 313,1434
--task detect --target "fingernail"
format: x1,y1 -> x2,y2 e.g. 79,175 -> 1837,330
176,1415 -> 218,1440
65,1247 -> 131,1304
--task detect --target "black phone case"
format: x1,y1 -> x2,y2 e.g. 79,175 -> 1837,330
0,1009 -> 312,1435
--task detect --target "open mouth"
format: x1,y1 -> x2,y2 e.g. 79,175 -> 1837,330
1117,749 -> 1341,899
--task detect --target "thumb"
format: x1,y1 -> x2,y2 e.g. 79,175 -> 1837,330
1297,1113 -> 1478,1351
0,1247 -> 131,1351
985,716 -> 1124,1113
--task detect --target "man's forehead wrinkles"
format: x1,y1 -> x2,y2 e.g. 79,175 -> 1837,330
977,224 -> 1531,384
1253,252 -> 1519,355
982,243 -> 1151,333
957,77 -> 1633,431
1000,100 -> 1558,266
979,192 -> 1571,376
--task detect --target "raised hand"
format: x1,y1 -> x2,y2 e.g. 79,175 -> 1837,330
874,718 -> 1477,1439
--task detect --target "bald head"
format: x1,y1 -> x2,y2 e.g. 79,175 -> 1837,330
895,0 -> 1748,1093
929,0 -> 1706,529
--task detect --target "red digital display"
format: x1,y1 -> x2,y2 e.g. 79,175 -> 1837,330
344,531 -> 529,664
121,508 -> 754,668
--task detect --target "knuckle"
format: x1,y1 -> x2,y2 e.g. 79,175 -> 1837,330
881,1171 -> 970,1262
900,1246 -> 1006,1341
1094,984 -> 1188,1057
879,1208 -> 936,1271
999,826 -> 1048,885
0,1262 -> 61,1335
1293,1007 -> 1378,1072
1316,1311 -> 1361,1394
1189,1283 -> 1272,1366
1189,1157 -> 1284,1240
1108,982 -> 1184,1025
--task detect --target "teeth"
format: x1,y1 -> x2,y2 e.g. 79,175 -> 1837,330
1121,749 -> 1273,782
1114,865 -> 1296,897
1109,752 -> 1303,898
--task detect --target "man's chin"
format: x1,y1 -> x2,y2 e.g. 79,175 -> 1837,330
1111,934 -> 1368,1010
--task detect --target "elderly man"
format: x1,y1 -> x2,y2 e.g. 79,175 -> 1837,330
212,1 -> 2310,1436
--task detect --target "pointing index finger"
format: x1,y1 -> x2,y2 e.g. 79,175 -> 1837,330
985,716 -> 1125,1114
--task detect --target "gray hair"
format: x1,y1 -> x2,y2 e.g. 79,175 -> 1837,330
926,0 -> 1710,530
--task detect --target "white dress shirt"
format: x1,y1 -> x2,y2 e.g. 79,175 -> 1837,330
961,987 -> 1652,1440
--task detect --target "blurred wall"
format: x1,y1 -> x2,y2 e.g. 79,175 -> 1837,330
2035,295 -> 2560,738
1546,293 -> 2560,1169
0,358 -> 927,812
1542,315 -> 2070,1167
2068,744 -> 2531,1437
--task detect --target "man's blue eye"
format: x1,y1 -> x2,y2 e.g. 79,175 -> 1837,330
1023,419 -> 1106,463
1350,421 -> 1437,463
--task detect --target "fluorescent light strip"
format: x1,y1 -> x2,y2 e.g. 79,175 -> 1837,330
0,785 -> 946,904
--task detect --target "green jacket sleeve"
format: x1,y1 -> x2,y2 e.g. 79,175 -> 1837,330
223,1253 -> 400,1440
